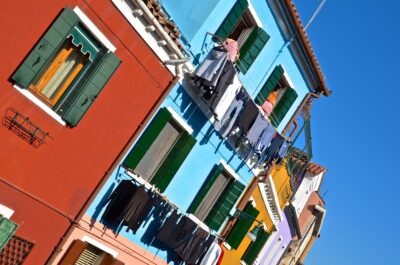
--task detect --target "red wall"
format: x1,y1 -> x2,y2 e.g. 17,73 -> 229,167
0,0 -> 173,264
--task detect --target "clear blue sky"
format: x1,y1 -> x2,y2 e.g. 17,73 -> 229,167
293,0 -> 400,264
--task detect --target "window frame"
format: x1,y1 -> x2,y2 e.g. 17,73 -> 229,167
227,4 -> 263,49
188,160 -> 245,232
12,6 -> 117,126
191,161 -> 239,222
122,106 -> 196,192
135,115 -> 185,182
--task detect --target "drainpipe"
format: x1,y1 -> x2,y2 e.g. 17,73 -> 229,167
45,75 -> 180,265
288,120 -> 299,139
282,91 -> 323,136
314,204 -> 326,236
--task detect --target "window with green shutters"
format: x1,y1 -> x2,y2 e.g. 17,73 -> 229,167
225,201 -> 259,249
254,65 -> 299,127
11,7 -> 121,127
241,228 -> 269,265
255,65 -> 285,105
269,88 -> 298,127
237,27 -> 270,74
214,0 -> 270,73
123,108 -> 196,193
187,163 -> 245,232
215,0 -> 248,40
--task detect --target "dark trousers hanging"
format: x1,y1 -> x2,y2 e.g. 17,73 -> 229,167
122,186 -> 150,233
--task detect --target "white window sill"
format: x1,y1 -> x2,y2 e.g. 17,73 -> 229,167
13,84 -> 66,126
82,235 -> 118,257
0,204 -> 14,219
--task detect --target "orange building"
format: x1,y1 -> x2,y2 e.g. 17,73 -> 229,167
0,0 -> 182,263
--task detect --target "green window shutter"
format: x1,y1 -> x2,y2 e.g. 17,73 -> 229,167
0,216 -> 18,252
241,229 -> 269,265
11,7 -> 79,88
255,65 -> 285,105
237,27 -> 270,74
151,131 -> 196,193
270,88 -> 298,127
187,164 -> 224,214
205,180 -> 245,231
225,201 -> 259,249
58,51 -> 121,126
215,0 -> 249,39
123,108 -> 172,170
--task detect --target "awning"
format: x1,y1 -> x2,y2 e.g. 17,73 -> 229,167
0,215 -> 18,252
69,25 -> 100,61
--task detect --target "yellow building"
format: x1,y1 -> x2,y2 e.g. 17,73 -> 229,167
220,160 -> 293,265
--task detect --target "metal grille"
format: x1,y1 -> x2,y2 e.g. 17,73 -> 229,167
0,236 -> 34,265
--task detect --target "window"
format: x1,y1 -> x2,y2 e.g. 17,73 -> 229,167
0,215 -> 18,252
241,228 -> 269,265
255,65 -> 298,127
188,162 -> 245,231
225,201 -> 259,250
11,7 -> 121,127
214,0 -> 269,73
123,107 -> 196,193
59,239 -> 124,265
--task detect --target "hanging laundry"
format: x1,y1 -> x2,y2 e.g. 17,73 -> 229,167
101,180 -> 138,227
177,228 -> 212,263
223,38 -> 239,62
214,89 -> 248,138
124,188 -> 161,233
212,74 -> 242,121
246,113 -> 270,146
254,122 -> 276,155
193,46 -> 229,87
235,99 -> 259,136
189,234 -> 216,264
157,214 -> 197,251
275,140 -> 290,164
198,239 -> 222,265
203,61 -> 236,102
156,209 -> 180,243
261,133 -> 285,166
122,185 -> 150,233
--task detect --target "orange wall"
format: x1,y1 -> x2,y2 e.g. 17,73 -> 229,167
0,0 -> 172,264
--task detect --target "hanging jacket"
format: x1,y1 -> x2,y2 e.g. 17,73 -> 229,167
101,180 -> 137,227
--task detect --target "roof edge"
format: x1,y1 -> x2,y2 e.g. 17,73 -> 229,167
283,0 -> 330,96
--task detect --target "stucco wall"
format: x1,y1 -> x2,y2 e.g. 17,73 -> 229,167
0,0 -> 172,263
163,0 -> 312,132
220,182 -> 274,265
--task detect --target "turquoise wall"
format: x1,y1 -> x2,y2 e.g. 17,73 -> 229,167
86,84 -> 254,262
86,0 -> 316,263
163,0 -> 312,132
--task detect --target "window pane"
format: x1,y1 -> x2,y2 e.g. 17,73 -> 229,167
195,171 -> 231,221
135,122 -> 181,180
30,40 -> 88,106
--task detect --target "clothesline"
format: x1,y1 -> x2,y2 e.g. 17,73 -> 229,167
120,166 -> 226,241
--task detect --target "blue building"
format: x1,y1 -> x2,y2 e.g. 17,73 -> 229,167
52,0 -> 329,264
